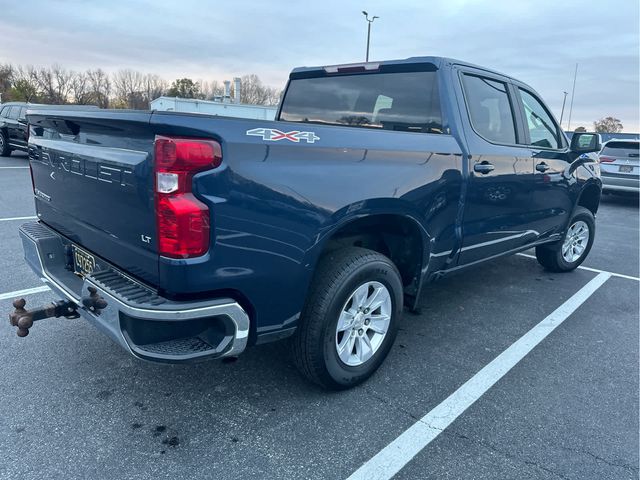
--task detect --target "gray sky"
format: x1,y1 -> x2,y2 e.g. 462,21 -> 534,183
1,0 -> 638,131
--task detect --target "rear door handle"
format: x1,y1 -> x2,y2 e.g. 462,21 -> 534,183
473,162 -> 495,174
536,162 -> 550,173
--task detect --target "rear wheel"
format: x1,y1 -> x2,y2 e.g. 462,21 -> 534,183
292,247 -> 403,390
535,207 -> 595,272
0,131 -> 10,157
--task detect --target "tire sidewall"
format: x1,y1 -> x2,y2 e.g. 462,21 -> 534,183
320,259 -> 403,388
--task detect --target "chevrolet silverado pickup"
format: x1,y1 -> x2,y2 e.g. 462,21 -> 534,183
11,57 -> 602,389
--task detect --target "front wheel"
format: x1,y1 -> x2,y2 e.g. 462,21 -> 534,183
292,247 -> 403,390
535,206 -> 595,272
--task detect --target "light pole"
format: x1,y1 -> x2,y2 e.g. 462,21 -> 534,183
567,63 -> 578,131
559,91 -> 568,130
362,11 -> 379,62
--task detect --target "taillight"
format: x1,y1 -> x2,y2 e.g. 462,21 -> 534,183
154,136 -> 222,258
599,155 -> 616,163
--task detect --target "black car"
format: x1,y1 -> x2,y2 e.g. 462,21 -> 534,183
0,102 -> 100,157
0,102 -> 32,156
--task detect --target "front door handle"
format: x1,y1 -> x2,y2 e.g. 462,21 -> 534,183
474,162 -> 495,174
536,162 -> 550,173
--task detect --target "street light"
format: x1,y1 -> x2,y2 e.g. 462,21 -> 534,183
362,11 -> 379,62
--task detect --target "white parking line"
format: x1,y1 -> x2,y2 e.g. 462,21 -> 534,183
346,272 -> 611,480
516,253 -> 640,281
0,215 -> 37,222
0,285 -> 50,301
0,166 -> 30,169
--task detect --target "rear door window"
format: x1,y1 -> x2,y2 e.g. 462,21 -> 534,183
601,141 -> 639,158
279,71 -> 443,134
461,74 -> 517,144
0,106 -> 8,118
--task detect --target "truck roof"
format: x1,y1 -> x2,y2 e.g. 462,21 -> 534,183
290,56 -> 516,81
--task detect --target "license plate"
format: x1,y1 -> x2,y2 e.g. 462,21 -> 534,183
72,245 -> 96,277
619,165 -> 634,173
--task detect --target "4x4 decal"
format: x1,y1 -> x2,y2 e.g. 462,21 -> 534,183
246,128 -> 320,144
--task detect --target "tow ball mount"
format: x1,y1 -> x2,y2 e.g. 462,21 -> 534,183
8,286 -> 107,337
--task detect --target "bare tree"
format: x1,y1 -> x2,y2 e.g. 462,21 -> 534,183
1,63 -> 284,109
200,80 -> 224,100
238,74 -> 281,106
112,69 -> 145,108
87,69 -> 111,108
144,74 -> 167,103
70,71 -> 93,104
30,65 -> 74,104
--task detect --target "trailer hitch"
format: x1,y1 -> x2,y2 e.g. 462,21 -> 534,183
8,287 -> 107,337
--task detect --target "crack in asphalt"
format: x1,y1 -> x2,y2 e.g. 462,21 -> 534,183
558,444 -> 639,473
445,430 -> 573,480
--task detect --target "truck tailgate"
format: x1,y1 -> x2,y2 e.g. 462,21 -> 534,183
27,110 -> 159,286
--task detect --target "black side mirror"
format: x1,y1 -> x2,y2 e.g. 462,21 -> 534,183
570,132 -> 601,154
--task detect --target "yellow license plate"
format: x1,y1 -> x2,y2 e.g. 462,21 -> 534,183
72,245 -> 96,277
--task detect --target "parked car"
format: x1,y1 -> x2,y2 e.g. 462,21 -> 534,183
11,56 -> 602,389
0,102 -> 100,157
0,102 -> 31,156
598,139 -> 639,193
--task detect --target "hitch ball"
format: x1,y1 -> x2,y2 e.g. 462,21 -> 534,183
9,299 -> 32,337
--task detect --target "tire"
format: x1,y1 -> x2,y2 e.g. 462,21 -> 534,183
292,247 -> 403,390
0,131 -> 10,157
535,206 -> 595,272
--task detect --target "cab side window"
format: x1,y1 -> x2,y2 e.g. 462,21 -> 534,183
462,74 -> 517,144
518,89 -> 560,149
0,106 -> 8,118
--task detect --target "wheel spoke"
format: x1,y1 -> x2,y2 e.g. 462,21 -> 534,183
336,310 -> 354,332
365,286 -> 385,311
358,334 -> 373,363
367,314 -> 389,334
337,332 -> 355,362
352,284 -> 369,308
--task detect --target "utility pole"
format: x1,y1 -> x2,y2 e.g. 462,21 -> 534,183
362,11 -> 379,62
559,91 -> 568,129
567,63 -> 578,131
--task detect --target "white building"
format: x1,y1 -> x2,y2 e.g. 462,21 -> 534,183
150,78 -> 277,120
150,96 -> 277,120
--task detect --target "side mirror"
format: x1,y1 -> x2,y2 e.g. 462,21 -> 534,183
570,132 -> 601,154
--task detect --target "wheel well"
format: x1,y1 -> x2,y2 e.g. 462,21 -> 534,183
320,215 -> 424,296
577,184 -> 601,215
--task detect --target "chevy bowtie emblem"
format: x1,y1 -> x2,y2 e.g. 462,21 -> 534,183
246,128 -> 320,144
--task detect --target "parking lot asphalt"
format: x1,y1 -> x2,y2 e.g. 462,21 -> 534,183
0,152 -> 638,480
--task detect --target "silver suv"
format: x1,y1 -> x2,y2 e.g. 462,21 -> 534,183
599,139 -> 639,193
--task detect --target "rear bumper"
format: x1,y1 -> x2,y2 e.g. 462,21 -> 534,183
601,172 -> 639,193
19,221 -> 250,363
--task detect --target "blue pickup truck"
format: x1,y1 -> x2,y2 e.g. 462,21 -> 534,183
11,56 -> 602,389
